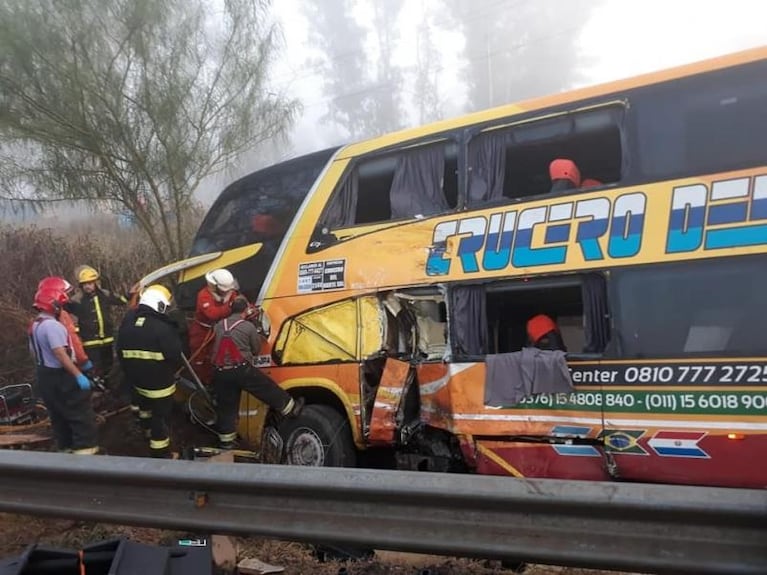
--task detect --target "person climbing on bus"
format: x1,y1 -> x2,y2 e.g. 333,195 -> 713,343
67,265 -> 132,382
526,314 -> 567,352
29,285 -> 99,454
210,295 -> 303,449
188,268 -> 239,385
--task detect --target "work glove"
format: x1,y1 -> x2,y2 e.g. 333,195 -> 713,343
81,360 -> 94,373
75,373 -> 92,391
242,304 -> 260,320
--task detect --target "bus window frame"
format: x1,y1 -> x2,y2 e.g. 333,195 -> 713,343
448,272 -> 610,363
316,133 -> 465,235
609,255 -> 767,360
461,100 -> 630,209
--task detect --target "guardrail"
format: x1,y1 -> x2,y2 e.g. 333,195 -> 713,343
0,450 -> 764,575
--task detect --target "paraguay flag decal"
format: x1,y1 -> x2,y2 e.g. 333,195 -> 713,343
648,431 -> 710,459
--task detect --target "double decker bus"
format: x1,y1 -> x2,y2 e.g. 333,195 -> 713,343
170,46 -> 767,488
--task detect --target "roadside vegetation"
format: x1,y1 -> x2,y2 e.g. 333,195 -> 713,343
0,219 -> 169,386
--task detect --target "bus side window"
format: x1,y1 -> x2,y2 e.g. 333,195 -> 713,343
448,274 -> 610,358
612,255 -> 767,358
466,105 -> 624,206
320,141 -> 459,231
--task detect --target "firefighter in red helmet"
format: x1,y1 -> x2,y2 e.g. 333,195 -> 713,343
526,314 -> 567,352
29,286 -> 99,454
37,276 -> 92,375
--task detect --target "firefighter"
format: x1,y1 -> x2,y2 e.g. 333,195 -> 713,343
526,314 -> 568,352
67,265 -> 130,380
187,268 -> 238,385
37,276 -> 93,375
210,295 -> 303,449
29,286 -> 99,454
116,285 -> 182,458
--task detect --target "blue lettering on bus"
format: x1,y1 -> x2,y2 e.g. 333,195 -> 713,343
666,175 -> 767,253
482,212 -> 515,270
425,191 -> 647,276
607,193 -> 645,259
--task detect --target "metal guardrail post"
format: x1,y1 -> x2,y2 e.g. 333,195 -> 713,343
0,450 -> 764,574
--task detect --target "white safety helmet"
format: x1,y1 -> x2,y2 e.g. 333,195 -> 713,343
205,268 -> 237,292
139,284 -> 172,314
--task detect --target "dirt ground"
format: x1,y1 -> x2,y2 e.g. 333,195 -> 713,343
0,401 -> 645,575
0,514 -> 642,575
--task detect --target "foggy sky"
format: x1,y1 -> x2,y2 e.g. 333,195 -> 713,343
6,0 -> 765,217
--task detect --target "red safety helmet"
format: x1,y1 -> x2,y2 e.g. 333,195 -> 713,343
37,276 -> 74,295
33,287 -> 69,316
549,159 -> 581,187
581,178 -> 603,189
526,314 -> 558,345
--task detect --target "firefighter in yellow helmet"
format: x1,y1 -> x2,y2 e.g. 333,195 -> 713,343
67,265 -> 130,381
116,285 -> 182,458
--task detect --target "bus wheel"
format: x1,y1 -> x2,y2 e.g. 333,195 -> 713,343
278,404 -> 356,468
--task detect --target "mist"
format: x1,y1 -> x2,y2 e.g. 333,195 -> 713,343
4,0 -> 765,218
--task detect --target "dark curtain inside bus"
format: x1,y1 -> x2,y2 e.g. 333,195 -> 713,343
322,143 -> 451,230
467,131 -> 510,206
582,273 -> 610,353
322,170 -> 358,229
390,145 -> 448,219
449,284 -> 487,356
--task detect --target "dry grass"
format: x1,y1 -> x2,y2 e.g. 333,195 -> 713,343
0,220 -> 166,385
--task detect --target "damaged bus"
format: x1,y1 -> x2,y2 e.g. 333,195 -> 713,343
168,46 -> 767,488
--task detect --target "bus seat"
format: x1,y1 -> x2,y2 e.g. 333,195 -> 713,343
549,159 -> 581,193
582,178 -> 603,188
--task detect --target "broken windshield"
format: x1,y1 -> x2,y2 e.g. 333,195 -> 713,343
190,147 -> 338,256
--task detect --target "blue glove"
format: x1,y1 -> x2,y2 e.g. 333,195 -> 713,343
75,373 -> 92,391
81,360 -> 94,372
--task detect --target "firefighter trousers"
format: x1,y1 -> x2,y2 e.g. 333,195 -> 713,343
130,378 -> 176,458
212,365 -> 294,444
136,392 -> 174,458
36,366 -> 98,453
84,342 -> 114,379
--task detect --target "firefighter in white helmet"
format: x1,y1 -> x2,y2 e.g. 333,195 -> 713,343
187,268 -> 239,385
116,285 -> 182,458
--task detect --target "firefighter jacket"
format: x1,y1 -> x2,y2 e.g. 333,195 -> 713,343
188,286 -> 237,359
59,310 -> 89,367
116,305 -> 183,398
68,288 -> 128,347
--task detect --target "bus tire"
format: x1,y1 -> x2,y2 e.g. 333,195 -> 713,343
278,404 -> 356,468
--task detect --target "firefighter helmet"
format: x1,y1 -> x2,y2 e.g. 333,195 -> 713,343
526,314 -> 559,345
33,286 -> 69,315
205,268 -> 237,292
139,285 -> 172,314
38,276 -> 74,296
76,265 -> 100,284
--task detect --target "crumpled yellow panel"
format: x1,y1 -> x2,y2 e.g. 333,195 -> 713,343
358,296 -> 384,358
297,300 -> 358,357
279,320 -> 355,364
275,296 -> 385,364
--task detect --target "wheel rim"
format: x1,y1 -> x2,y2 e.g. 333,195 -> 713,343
286,426 -> 326,466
